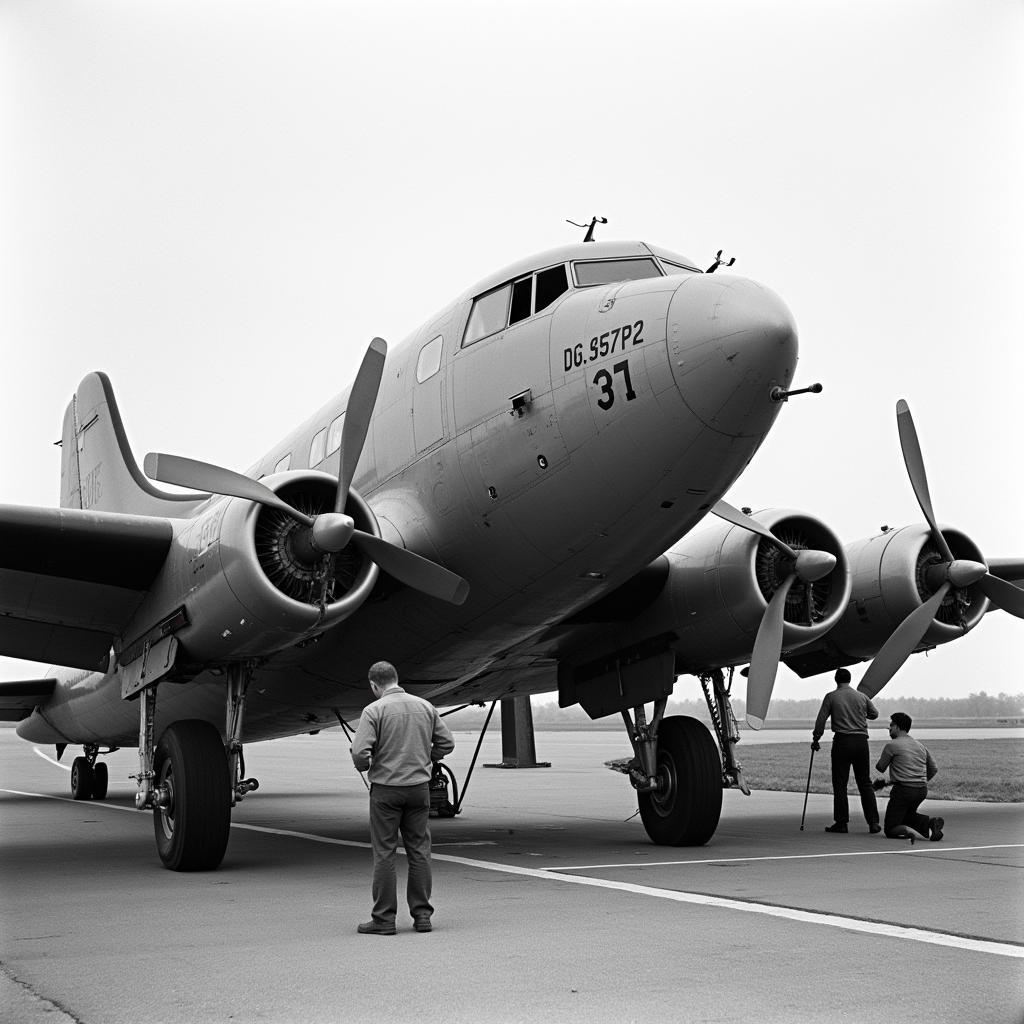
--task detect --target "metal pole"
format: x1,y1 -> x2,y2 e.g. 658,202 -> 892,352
800,746 -> 816,831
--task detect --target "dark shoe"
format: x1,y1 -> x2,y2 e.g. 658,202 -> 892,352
869,823 -> 882,834
929,817 -> 945,842
413,917 -> 432,933
357,920 -> 396,935
824,823 -> 848,834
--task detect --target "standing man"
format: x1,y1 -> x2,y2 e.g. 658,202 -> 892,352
875,712 -> 942,843
811,668 -> 881,834
350,661 -> 455,935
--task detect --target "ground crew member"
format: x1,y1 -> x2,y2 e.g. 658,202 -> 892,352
350,661 -> 455,935
875,712 -> 943,843
811,668 -> 881,834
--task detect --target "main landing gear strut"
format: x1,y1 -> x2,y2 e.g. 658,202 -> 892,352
607,698 -> 723,845
133,663 -> 261,871
606,668 -> 750,846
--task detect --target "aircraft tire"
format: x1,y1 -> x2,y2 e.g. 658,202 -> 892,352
638,716 -> 722,846
70,756 -> 94,800
153,720 -> 231,872
92,761 -> 109,800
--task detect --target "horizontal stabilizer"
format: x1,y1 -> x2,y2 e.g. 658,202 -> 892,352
0,678 -> 56,722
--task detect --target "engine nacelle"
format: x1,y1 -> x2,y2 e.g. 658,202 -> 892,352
664,508 -> 852,671
162,471 -> 380,664
813,523 -> 989,662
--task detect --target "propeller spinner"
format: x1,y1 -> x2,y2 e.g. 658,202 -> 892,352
144,338 -> 470,609
712,501 -> 838,729
856,400 -> 1024,698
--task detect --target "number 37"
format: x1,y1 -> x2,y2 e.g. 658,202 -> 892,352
593,360 -> 636,410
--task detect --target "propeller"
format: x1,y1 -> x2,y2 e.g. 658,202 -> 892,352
712,501 -> 837,729
857,400 -> 1023,698
144,338 -> 470,608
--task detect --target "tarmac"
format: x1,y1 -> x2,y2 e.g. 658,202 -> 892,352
1,727 -> 1021,1024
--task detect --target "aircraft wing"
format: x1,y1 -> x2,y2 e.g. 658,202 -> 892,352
0,678 -> 57,722
0,504 -> 174,671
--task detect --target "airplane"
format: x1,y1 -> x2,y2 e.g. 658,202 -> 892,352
1,234 -> 1021,871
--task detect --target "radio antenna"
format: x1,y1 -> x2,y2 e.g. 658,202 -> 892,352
566,216 -> 607,242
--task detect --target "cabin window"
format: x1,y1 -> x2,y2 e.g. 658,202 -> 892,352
326,412 -> 345,456
463,283 -> 511,346
309,427 -> 327,465
535,264 -> 569,312
416,335 -> 444,382
573,257 -> 663,287
274,453 -> 292,474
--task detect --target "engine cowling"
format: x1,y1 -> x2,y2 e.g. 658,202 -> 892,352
664,508 -> 852,671
166,470 -> 380,664
814,524 -> 989,662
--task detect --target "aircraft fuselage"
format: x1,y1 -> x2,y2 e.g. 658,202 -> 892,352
20,240 -> 799,745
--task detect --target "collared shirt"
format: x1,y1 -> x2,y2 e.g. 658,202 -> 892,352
876,733 -> 937,785
350,686 -> 455,786
812,685 -> 878,740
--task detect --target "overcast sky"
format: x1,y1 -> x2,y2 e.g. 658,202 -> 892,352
1,0 -> 1021,702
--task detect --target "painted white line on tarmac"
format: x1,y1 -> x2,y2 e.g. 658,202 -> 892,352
6,789 -> 1022,961
32,748 -> 70,771
554,844 -> 1024,871
232,822 -> 1024,961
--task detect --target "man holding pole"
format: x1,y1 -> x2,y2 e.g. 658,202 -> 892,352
811,668 -> 881,834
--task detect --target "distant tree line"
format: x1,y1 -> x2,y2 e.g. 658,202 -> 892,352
442,691 -> 1024,730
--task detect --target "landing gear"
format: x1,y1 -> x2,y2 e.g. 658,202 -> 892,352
92,761 -> 109,800
700,668 -> 751,795
70,744 -> 114,800
70,756 -> 94,800
638,717 -> 722,845
132,664 -> 261,871
608,698 -> 723,846
153,721 -> 231,871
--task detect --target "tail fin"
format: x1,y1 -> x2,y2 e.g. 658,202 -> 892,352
60,372 -> 205,516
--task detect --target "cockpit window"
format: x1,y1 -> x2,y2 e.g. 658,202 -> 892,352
573,257 -> 663,287
464,283 -> 511,346
660,259 -> 701,275
535,264 -> 569,312
462,263 -> 571,347
509,277 -> 533,326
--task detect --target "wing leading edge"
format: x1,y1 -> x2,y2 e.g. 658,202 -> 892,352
0,504 -> 173,670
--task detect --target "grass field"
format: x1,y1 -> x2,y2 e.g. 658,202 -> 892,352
736,738 -> 1023,803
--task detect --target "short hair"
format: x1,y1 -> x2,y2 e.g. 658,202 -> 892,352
834,668 -> 851,685
368,661 -> 399,688
890,712 -> 912,732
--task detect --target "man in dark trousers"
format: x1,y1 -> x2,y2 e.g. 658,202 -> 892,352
875,711 -> 942,843
811,668 -> 881,834
350,661 -> 455,935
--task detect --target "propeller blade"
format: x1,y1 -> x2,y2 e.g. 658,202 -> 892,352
712,500 -> 798,560
336,337 -> 388,514
857,582 -> 951,698
895,400 -> 954,563
144,453 -> 313,525
978,572 -> 1024,619
350,532 -> 469,605
745,573 -> 796,730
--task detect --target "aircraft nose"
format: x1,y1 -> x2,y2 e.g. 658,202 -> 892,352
667,275 -> 798,437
